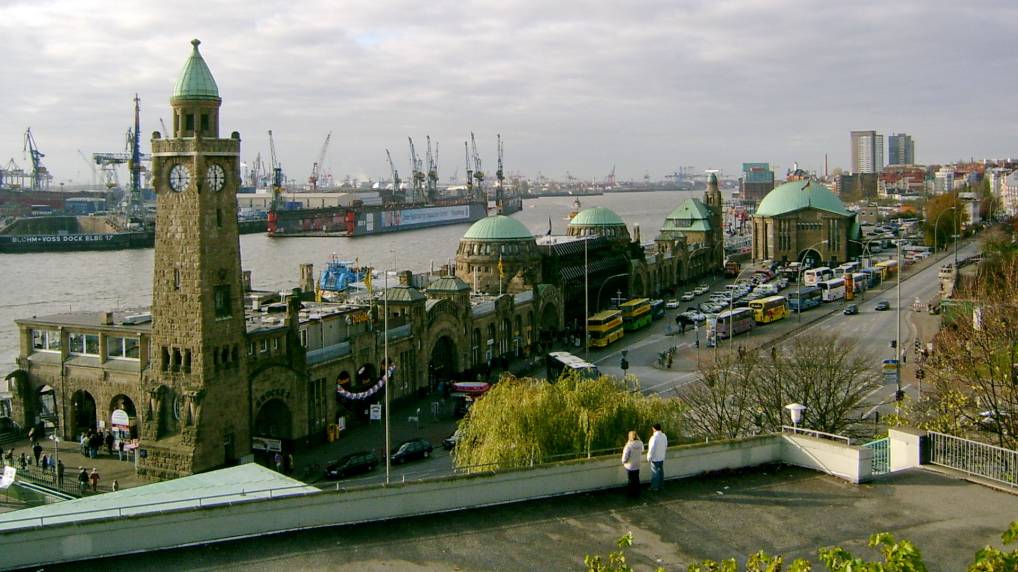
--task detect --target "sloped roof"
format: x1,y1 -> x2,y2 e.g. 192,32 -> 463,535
428,276 -> 471,292
569,207 -> 626,227
662,198 -> 713,232
172,39 -> 220,100
383,285 -> 426,302
756,180 -> 853,218
463,215 -> 534,241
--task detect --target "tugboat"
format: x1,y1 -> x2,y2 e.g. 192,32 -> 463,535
318,255 -> 365,298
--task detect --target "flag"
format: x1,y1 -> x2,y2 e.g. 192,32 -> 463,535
498,255 -> 505,277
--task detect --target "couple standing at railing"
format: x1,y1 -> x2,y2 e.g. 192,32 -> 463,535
620,424 -> 668,498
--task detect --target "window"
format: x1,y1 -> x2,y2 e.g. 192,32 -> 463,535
259,339 -> 268,353
68,332 -> 99,356
200,113 -> 209,133
271,337 -> 279,351
174,268 -> 181,290
106,336 -> 140,359
185,113 -> 194,131
216,209 -> 223,228
248,342 -> 255,356
214,285 -> 232,317
32,329 -> 60,352
299,329 -> 308,348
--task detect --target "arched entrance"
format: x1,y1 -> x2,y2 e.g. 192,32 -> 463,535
797,248 -> 824,270
71,389 -> 97,435
109,394 -> 138,439
429,335 -> 459,388
254,398 -> 292,440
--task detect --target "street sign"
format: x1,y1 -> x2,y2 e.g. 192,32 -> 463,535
882,359 -> 899,384
369,403 -> 382,421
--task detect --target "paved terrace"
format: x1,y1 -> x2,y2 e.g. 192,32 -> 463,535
47,466 -> 1018,571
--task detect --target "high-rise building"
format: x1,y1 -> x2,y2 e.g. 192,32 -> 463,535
739,163 -> 774,204
887,133 -> 915,166
850,130 -> 884,173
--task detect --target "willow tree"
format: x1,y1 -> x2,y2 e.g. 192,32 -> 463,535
453,374 -> 683,472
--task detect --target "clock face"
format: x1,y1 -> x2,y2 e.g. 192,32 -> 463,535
169,164 -> 191,192
207,164 -> 225,192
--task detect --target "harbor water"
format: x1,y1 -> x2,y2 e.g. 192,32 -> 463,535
0,191 -> 731,369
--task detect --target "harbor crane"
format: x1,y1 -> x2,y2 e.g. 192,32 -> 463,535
408,137 -> 426,203
125,94 -> 147,219
1,158 -> 28,189
605,164 -> 616,188
464,141 -> 474,196
308,131 -> 331,191
23,128 -> 52,191
470,132 -> 484,198
159,118 -> 170,137
495,133 -> 505,212
426,136 -> 438,202
266,130 -> 285,234
385,148 -> 402,201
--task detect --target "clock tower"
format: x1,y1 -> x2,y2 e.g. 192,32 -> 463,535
141,39 -> 250,478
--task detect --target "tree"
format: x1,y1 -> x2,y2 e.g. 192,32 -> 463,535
923,193 -> 967,251
679,335 -> 880,440
913,248 -> 1018,449
587,522 -> 1018,570
453,374 -> 683,471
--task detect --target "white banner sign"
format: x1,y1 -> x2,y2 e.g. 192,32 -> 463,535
0,466 -> 15,489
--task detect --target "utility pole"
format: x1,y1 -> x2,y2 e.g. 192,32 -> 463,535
895,239 -> 903,414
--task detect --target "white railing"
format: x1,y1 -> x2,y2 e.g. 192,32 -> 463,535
781,425 -> 852,445
928,431 -> 1017,488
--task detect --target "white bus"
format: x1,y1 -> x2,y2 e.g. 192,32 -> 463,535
837,261 -> 860,274
546,352 -> 600,382
818,277 -> 846,302
803,267 -> 832,287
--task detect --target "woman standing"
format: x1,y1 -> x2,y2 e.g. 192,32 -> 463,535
621,431 -> 644,498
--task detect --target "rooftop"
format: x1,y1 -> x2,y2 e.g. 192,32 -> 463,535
171,39 -> 220,100
756,179 -> 853,218
462,215 -> 534,241
569,206 -> 626,227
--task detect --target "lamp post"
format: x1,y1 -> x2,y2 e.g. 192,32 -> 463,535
796,240 -> 828,322
894,238 -> 905,414
383,251 -> 394,485
785,403 -> 806,433
932,206 -> 956,254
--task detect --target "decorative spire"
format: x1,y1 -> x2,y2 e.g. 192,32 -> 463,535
172,38 -> 220,100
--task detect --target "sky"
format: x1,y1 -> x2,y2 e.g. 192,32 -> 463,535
1,0 -> 1016,188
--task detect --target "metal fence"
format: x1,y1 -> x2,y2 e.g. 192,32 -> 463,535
780,426 -> 852,445
928,431 -> 1017,488
862,437 -> 889,475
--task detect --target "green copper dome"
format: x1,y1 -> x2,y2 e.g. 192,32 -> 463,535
569,207 -> 626,227
755,180 -> 852,218
463,215 -> 534,241
172,39 -> 220,100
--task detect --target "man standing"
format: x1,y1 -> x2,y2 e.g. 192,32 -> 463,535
647,423 -> 668,492
56,459 -> 65,487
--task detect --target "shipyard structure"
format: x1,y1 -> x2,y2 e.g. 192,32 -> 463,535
4,41 -> 725,479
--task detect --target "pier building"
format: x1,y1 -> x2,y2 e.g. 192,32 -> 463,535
5,41 -> 725,480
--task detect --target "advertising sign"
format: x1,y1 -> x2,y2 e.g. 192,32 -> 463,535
252,437 -> 283,452
369,404 -> 382,421
0,466 -> 15,489
111,409 -> 130,428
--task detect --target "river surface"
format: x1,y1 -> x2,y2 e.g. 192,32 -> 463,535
0,190 -> 729,369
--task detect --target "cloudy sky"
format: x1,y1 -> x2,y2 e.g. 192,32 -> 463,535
1,0 -> 1015,187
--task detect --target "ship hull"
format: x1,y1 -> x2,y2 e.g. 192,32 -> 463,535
0,231 -> 155,253
269,200 -> 489,238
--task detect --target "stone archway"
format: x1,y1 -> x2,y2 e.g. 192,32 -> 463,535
254,398 -> 292,440
71,389 -> 97,435
797,248 -> 824,270
429,335 -> 459,384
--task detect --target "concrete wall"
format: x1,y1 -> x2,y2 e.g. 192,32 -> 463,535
0,433 -> 867,569
780,434 -> 872,483
889,427 -> 925,472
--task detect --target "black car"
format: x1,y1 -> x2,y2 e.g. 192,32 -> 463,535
442,430 -> 461,450
391,438 -> 434,464
323,450 -> 378,479
875,300 -> 890,311
843,304 -> 858,315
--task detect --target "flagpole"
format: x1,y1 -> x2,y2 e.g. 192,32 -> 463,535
383,255 -> 390,485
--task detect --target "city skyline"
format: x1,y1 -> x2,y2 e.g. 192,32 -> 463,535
1,0 -> 1015,186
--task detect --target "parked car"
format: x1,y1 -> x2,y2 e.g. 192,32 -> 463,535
680,292 -> 695,301
442,430 -> 461,450
875,300 -> 890,311
665,299 -> 681,309
391,438 -> 434,464
694,285 -> 710,296
843,304 -> 858,315
324,450 -> 379,479
681,310 -> 707,324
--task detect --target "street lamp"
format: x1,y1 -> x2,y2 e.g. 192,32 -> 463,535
932,206 -> 956,255
785,403 -> 806,433
894,238 -> 907,415
796,240 -> 828,322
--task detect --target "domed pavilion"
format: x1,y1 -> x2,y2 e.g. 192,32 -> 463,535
751,179 -> 861,267
567,207 -> 630,242
456,215 -> 541,294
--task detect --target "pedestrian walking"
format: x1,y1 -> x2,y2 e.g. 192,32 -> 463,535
647,423 -> 668,492
40,454 -> 49,473
105,431 -> 114,456
77,467 -> 88,494
621,431 -> 644,499
287,453 -> 295,475
32,442 -> 42,466
4,449 -> 12,467
118,439 -> 125,461
79,432 -> 88,456
89,467 -> 100,492
57,459 -> 65,487
112,479 -> 120,492
273,452 -> 284,472
19,452 -> 27,470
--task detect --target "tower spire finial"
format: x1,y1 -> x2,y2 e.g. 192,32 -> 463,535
191,38 -> 201,50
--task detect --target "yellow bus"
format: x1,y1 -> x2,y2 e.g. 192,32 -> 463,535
748,295 -> 789,324
587,310 -> 624,348
619,298 -> 652,332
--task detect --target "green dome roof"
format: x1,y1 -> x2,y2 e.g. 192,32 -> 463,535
172,39 -> 220,100
569,207 -> 626,227
463,215 -> 534,241
755,180 -> 853,218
